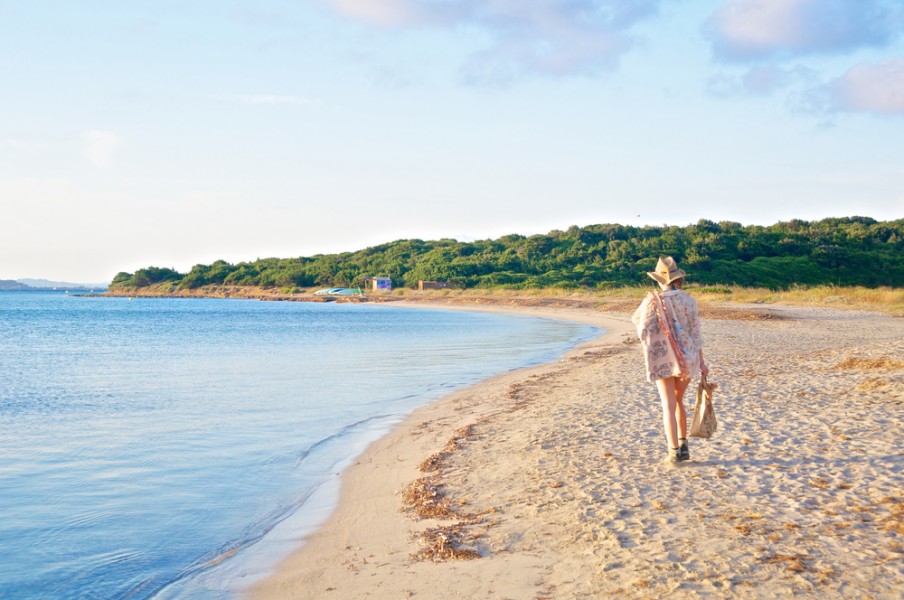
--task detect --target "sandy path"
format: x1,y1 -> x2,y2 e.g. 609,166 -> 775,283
250,303 -> 903,599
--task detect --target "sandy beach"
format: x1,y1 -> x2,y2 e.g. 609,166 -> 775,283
249,299 -> 903,599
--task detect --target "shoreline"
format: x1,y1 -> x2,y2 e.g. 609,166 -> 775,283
248,300 -> 903,599
180,302 -> 609,597
246,302 -> 634,599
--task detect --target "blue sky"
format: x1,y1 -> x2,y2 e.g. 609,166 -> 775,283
2,0 -> 902,282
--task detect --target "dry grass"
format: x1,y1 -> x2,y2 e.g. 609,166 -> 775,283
883,521 -> 904,535
724,511 -> 775,538
693,285 -> 904,316
418,452 -> 447,474
387,285 -> 904,318
880,498 -> 904,535
412,524 -> 481,562
761,553 -> 808,573
817,565 -> 837,583
856,377 -> 895,392
115,283 -> 904,316
832,356 -> 904,370
418,425 -> 476,473
404,423 -> 490,562
698,305 -> 791,321
401,477 -> 459,519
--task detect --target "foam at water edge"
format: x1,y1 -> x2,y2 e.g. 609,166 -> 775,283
154,414 -> 404,599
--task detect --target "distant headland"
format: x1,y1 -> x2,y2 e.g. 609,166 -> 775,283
0,279 -> 109,292
0,280 -> 32,291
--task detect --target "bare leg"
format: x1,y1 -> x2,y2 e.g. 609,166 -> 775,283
675,377 -> 690,439
655,377 -> 678,449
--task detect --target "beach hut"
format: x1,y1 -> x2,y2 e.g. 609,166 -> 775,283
417,280 -> 453,291
373,277 -> 391,292
361,276 -> 393,292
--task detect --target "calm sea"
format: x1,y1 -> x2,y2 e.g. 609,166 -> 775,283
0,292 -> 596,598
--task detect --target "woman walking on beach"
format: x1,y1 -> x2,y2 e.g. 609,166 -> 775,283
631,257 -> 707,463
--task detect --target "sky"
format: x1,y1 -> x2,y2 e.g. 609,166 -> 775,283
2,0 -> 903,283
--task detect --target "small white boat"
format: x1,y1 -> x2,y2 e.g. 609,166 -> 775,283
313,288 -> 363,296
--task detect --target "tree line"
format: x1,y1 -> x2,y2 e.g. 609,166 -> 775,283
110,217 -> 904,291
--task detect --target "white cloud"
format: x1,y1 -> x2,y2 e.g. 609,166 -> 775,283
705,0 -> 902,61
329,0 -> 426,26
82,130 -> 120,167
742,65 -> 793,94
708,64 -> 816,97
824,58 -> 904,115
461,20 -> 630,83
325,0 -> 662,81
703,1 -> 904,117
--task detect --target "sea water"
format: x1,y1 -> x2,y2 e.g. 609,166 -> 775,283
0,292 -> 597,598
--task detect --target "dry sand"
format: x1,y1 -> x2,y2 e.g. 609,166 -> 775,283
249,301 -> 904,599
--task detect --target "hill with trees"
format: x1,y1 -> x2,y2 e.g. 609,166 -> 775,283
110,217 -> 903,292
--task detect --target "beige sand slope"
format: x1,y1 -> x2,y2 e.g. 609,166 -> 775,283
250,302 -> 903,599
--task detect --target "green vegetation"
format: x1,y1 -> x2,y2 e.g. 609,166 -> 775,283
110,217 -> 903,292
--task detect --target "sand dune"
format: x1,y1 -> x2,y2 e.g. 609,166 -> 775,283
250,302 -> 903,599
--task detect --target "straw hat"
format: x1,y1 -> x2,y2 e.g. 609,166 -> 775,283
647,256 -> 686,286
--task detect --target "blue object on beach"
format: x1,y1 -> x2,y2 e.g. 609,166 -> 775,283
313,287 -> 363,296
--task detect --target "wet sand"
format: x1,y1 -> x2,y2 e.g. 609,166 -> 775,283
249,301 -> 904,599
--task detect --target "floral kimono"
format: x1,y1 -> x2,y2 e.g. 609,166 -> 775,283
631,290 -> 704,382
